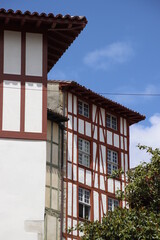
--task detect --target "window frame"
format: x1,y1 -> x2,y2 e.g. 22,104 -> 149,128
78,188 -> 91,220
78,99 -> 89,118
107,149 -> 118,175
108,197 -> 119,211
106,113 -> 118,131
78,138 -> 90,168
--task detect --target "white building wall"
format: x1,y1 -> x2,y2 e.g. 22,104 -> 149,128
0,139 -> 46,240
25,82 -> 43,133
25,33 -> 43,76
4,30 -> 21,75
2,80 -> 21,131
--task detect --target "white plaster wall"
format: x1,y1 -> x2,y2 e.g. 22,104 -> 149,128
100,108 -> 105,126
25,82 -> 42,133
86,170 -> 91,186
115,180 -> 121,192
121,152 -> 124,171
108,178 -> 114,193
114,134 -> 119,148
78,119 -> 84,134
68,114 -> 72,130
4,30 -> 21,75
68,183 -> 72,216
125,154 -> 128,172
74,117 -> 77,131
100,145 -> 106,174
92,104 -> 97,123
73,185 -> 77,218
100,128 -> 104,142
68,132 -> 72,162
124,137 -> 127,151
78,168 -> 84,184
94,191 -> 99,221
73,96 -> 77,115
0,139 -> 46,240
93,125 -> 97,140
121,136 -> 124,150
93,142 -> 98,171
100,175 -> 105,190
102,194 -> 106,215
3,80 -> 21,131
67,217 -> 72,229
73,135 -> 77,164
68,163 -> 72,180
73,165 -> 77,181
107,130 -> 112,145
94,173 -> 98,188
25,33 -> 43,76
68,93 -> 72,113
124,119 -> 127,136
85,122 -> 91,137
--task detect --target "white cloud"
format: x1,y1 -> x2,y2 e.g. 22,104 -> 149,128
84,42 -> 134,70
130,114 -> 160,168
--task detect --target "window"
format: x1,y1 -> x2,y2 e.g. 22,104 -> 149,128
107,114 -> 117,130
78,100 -> 89,118
79,188 -> 90,219
78,138 -> 90,167
107,149 -> 118,174
108,198 -> 119,211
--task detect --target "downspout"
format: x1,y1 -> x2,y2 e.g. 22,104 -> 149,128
60,90 -> 66,240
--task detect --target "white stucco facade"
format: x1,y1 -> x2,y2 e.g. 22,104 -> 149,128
0,139 -> 46,240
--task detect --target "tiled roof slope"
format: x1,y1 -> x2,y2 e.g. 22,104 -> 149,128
48,80 -> 145,125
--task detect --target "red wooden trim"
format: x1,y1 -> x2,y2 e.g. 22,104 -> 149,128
0,131 -> 46,140
20,31 -> 25,132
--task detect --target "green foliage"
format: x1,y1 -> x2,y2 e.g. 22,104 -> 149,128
75,146 -> 160,239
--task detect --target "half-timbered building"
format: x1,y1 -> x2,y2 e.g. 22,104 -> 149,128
0,9 -> 87,240
47,80 -> 145,240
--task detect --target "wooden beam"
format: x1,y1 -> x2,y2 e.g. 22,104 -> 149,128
48,52 -> 60,59
48,44 -> 64,53
36,20 -> 42,28
54,30 -> 74,42
48,35 -> 69,48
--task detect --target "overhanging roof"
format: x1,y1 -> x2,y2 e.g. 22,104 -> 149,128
48,80 -> 145,125
0,9 -> 87,72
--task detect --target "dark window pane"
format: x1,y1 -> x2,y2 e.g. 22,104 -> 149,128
79,203 -> 83,218
112,117 -> 117,130
85,206 -> 90,219
78,101 -> 83,115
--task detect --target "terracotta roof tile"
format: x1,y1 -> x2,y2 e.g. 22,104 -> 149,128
48,80 -> 145,125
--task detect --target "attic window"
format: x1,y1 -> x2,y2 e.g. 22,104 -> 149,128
78,100 -> 89,118
107,114 -> 117,130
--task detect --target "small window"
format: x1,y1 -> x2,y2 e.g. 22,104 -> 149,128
108,198 -> 119,211
78,138 -> 90,168
107,114 -> 117,130
79,188 -> 90,219
107,149 -> 118,174
78,100 -> 89,118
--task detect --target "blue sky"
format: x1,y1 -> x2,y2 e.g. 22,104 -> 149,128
1,0 -> 160,166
